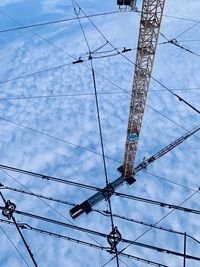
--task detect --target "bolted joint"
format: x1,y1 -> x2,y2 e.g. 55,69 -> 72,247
101,184 -> 115,201
117,165 -> 136,185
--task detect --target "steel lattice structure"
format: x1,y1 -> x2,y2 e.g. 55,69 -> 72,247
123,0 -> 165,180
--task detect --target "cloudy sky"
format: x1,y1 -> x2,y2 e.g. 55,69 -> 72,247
0,0 -> 200,266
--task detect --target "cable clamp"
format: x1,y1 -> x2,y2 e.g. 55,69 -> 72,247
107,226 -> 122,251
169,38 -> 178,44
73,57 -> 83,64
102,184 -> 115,201
2,200 -> 16,220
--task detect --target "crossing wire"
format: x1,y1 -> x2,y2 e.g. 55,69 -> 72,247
71,0 -> 200,115
1,161 -> 199,201
0,7 -> 199,129
0,224 -> 30,267
0,11 -> 119,34
0,87 -> 199,102
102,188 -> 200,266
1,205 -> 200,263
0,4 -> 199,267
71,1 -> 119,266
2,183 -> 200,246
1,163 -> 200,216
0,11 -> 199,143
0,219 -> 169,267
0,168 -> 103,248
174,21 -> 200,39
0,11 -> 198,34
1,8 -> 199,140
0,192 -> 38,267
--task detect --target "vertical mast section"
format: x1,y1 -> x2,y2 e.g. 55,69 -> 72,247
123,0 -> 165,181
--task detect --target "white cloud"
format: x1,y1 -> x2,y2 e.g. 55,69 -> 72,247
0,0 -> 22,7
0,0 -> 200,266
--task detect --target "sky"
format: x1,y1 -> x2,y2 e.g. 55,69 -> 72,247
0,0 -> 200,266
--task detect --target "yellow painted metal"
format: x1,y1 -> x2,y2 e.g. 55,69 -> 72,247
123,0 -> 165,180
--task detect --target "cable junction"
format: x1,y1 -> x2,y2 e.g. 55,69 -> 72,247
0,218 -> 168,267
2,183 -> 200,245
0,192 -> 38,267
70,124 -> 200,218
2,183 -> 200,217
0,206 -> 199,262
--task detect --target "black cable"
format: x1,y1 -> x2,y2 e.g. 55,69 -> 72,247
71,2 -> 119,265
1,4 -> 198,267
162,39 -> 200,58
143,170 -> 196,192
2,5 -> 197,141
4,183 -> 200,245
1,164 -> 200,216
0,116 -> 119,163
2,205 -> 200,262
90,63 -> 116,230
0,169 -> 103,248
72,0 -> 200,116
102,188 -> 200,266
101,210 -> 200,244
0,11 -> 119,34
0,62 -> 72,85
0,10 -> 198,34
2,164 -> 198,205
0,192 -> 38,267
0,219 -> 169,267
0,45 -> 131,85
175,21 -> 200,39
0,224 -> 30,267
163,14 -> 199,23
0,87 -> 199,102
0,10 -> 199,143
2,182 -> 200,252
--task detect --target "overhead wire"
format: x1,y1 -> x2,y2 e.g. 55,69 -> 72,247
1,205 -> 200,263
0,87 -> 199,102
0,46 -> 131,86
102,188 -> 200,266
1,7 -> 200,117
1,164 -> 200,216
0,11 -> 120,34
71,0 -> 200,115
0,219 -> 169,267
174,21 -> 200,39
0,224 -> 30,267
1,162 -> 199,202
0,10 -> 199,35
1,7 -> 198,143
1,5 -> 198,266
71,1 -> 119,265
0,192 -> 38,267
161,39 -> 200,58
0,115 -> 120,163
0,169 -> 103,248
2,183 -> 200,246
0,9 -> 199,153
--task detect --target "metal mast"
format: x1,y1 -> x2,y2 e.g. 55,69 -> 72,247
123,0 -> 165,182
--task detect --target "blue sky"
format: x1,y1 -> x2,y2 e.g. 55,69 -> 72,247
0,0 -> 200,266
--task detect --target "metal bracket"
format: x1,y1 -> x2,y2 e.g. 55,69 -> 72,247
2,200 -> 16,220
107,226 -> 122,251
102,184 -> 115,201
